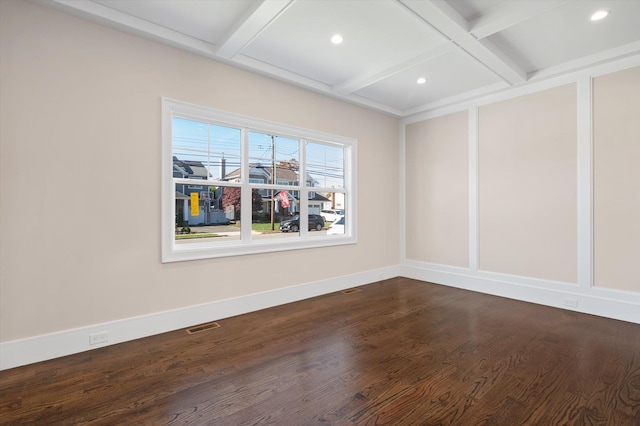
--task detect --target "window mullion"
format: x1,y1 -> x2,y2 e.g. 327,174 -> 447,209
345,145 -> 355,238
240,129 -> 252,242
207,123 -> 211,180
299,139 -> 308,235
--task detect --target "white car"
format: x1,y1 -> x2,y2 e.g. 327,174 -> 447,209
326,216 -> 345,235
321,209 -> 344,223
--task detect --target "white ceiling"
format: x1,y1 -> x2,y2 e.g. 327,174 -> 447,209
41,0 -> 640,117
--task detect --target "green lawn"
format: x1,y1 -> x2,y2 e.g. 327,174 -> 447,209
251,222 -> 281,231
175,233 -> 219,240
231,221 -> 281,231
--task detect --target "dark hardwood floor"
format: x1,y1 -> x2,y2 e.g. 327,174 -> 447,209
2,277 -> 640,425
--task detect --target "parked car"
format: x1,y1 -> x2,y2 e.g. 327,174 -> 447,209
327,216 -> 345,235
280,214 -> 325,232
321,209 -> 344,222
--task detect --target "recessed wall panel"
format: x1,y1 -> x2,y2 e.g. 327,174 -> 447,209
594,66 -> 640,292
405,111 -> 469,267
478,84 -> 577,283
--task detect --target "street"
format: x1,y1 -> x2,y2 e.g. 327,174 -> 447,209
176,224 -> 328,244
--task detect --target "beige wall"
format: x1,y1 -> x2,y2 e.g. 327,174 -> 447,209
0,1 -> 399,341
403,69 -> 640,312
405,85 -> 578,283
405,111 -> 469,267
594,66 -> 640,292
478,84 -> 577,283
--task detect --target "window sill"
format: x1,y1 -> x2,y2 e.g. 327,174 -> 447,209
161,234 -> 357,263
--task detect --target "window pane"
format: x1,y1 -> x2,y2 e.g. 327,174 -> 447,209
172,117 -> 209,179
326,214 -> 346,236
251,188 -> 298,240
173,117 -> 241,182
306,142 -> 344,189
311,203 -> 347,238
248,132 -> 300,186
174,183 -> 240,244
211,123 -> 242,181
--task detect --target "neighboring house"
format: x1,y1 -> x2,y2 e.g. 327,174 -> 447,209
173,157 -> 227,226
307,192 -> 330,215
322,192 -> 345,211
224,162 -> 326,215
173,158 -> 210,180
224,163 -> 298,186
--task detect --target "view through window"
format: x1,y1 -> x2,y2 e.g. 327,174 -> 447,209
162,99 -> 356,262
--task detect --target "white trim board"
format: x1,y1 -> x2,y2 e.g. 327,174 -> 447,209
402,53 -> 640,125
0,266 -> 400,371
399,263 -> 640,325
3,264 -> 638,371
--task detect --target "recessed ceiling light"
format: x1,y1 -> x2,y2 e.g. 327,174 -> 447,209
331,34 -> 343,44
417,77 -> 427,85
590,9 -> 610,21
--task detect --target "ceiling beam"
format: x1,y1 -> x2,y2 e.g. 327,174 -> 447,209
232,55 -> 404,117
215,0 -> 295,60
399,0 -> 527,85
332,44 -> 453,96
470,0 -> 568,39
232,54 -> 332,92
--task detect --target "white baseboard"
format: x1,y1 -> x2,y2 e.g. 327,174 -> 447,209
4,262 -> 637,371
0,265 -> 400,371
399,262 -> 640,325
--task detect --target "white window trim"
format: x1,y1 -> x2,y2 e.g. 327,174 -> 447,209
162,98 -> 357,263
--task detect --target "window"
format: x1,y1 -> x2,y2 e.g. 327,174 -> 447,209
162,98 -> 357,262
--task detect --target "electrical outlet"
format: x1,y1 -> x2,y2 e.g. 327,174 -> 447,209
89,331 -> 109,345
563,297 -> 578,308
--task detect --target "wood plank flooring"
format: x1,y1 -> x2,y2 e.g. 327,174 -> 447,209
1,277 -> 640,425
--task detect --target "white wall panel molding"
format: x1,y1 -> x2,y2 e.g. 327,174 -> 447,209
468,106 -> 479,272
402,82 -> 510,121
576,75 -> 593,289
402,259 -> 470,275
399,124 -> 407,263
592,65 -> 640,292
399,263 -> 640,325
401,53 -> 640,327
403,260 -> 577,292
0,266 -> 400,371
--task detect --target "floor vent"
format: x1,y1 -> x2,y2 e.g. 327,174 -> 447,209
341,288 -> 361,294
186,322 -> 220,334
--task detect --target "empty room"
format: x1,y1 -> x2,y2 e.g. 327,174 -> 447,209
1,0 -> 640,424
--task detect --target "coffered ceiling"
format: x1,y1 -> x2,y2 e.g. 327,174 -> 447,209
40,0 -> 640,117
